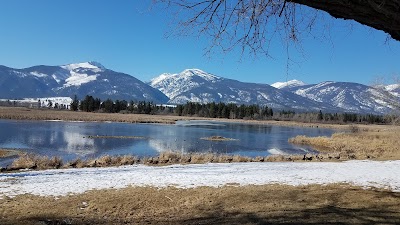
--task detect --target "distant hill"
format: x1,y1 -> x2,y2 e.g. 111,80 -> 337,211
284,81 -> 399,114
0,62 -> 169,103
1,62 -> 398,115
149,69 -> 337,112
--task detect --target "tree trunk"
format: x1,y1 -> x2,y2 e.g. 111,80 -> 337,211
291,0 -> 400,41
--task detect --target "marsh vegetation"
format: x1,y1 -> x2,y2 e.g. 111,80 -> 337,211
289,125 -> 400,160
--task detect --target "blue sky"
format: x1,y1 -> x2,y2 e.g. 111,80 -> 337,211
1,1 -> 399,85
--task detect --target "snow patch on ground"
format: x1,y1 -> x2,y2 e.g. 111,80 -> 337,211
267,148 -> 285,155
1,160 -> 400,198
1,97 -> 72,107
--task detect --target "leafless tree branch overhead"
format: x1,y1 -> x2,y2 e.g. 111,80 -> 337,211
156,0 -> 400,55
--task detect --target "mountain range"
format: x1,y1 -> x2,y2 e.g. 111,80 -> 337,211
1,62 -> 399,115
0,62 -> 168,103
149,69 -> 335,112
278,81 -> 399,114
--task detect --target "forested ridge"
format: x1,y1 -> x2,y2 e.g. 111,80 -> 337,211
70,95 -> 397,125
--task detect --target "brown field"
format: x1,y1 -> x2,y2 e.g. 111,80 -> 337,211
0,107 -> 192,124
1,184 -> 400,225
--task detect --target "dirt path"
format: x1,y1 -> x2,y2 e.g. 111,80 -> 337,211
1,184 -> 400,225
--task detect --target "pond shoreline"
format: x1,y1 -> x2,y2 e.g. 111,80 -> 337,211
3,151 -> 350,172
0,106 -> 386,130
1,106 -> 399,167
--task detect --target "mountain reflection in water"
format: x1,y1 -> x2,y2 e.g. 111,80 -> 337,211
0,119 -> 333,166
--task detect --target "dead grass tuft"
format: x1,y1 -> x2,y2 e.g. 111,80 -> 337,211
289,135 -> 331,148
63,155 -> 140,168
10,154 -> 62,170
189,153 -> 215,163
158,151 -> 181,164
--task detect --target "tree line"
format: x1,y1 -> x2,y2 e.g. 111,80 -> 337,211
175,102 -> 273,119
70,95 -> 173,114
279,110 -> 396,125
70,95 -> 398,125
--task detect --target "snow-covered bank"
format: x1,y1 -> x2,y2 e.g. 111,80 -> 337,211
1,160 -> 400,198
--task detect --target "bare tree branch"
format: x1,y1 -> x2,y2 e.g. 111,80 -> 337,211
155,0 -> 400,58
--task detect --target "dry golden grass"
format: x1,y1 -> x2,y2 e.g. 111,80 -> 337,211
289,125 -> 400,160
10,154 -> 62,170
4,152 -> 273,171
1,184 -> 400,225
141,152 -> 254,165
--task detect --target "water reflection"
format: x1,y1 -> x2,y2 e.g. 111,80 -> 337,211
0,119 -> 334,166
63,131 -> 95,156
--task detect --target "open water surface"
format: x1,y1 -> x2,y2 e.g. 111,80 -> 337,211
0,119 -> 334,166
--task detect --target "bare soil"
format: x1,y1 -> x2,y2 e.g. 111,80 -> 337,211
1,184 -> 399,225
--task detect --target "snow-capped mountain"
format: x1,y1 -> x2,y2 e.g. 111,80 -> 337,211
271,79 -> 306,89
150,69 -> 336,111
285,81 -> 399,114
2,62 -> 398,115
0,62 -> 169,102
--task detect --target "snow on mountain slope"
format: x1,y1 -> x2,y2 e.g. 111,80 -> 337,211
271,79 -> 306,89
0,62 -> 169,102
60,62 -> 104,87
60,62 -> 105,72
150,69 -> 223,99
385,84 -> 400,97
286,81 -> 399,114
150,69 -> 335,111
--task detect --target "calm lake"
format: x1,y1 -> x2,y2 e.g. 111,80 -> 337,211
0,119 -> 334,166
